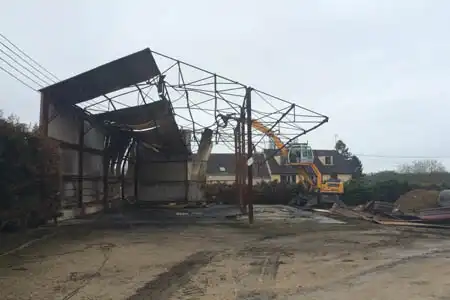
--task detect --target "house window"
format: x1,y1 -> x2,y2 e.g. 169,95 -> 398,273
219,166 -> 226,172
281,175 -> 296,183
324,156 -> 333,165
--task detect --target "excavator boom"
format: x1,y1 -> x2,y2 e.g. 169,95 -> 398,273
250,120 -> 343,195
251,120 -> 288,156
216,113 -> 343,196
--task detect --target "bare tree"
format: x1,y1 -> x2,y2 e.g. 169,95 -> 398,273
397,159 -> 446,173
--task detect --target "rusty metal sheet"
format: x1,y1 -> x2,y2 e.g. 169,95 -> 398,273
40,48 -> 160,104
94,100 -> 188,155
94,100 -> 170,124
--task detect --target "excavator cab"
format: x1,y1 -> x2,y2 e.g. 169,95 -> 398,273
287,143 -> 314,165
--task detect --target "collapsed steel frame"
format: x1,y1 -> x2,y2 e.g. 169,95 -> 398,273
74,49 -> 328,153
39,48 -> 328,223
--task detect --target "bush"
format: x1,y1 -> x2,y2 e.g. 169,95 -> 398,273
205,181 -> 305,205
342,179 -> 374,206
206,176 -> 448,208
0,115 -> 60,230
342,178 -> 442,206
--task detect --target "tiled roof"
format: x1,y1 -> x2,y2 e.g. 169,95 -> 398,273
313,149 -> 355,175
264,149 -> 297,175
263,149 -> 355,175
206,153 -> 270,178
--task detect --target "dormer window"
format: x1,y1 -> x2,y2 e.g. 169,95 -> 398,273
325,156 -> 333,165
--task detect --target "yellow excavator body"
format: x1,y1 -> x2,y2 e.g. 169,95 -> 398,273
292,163 -> 344,195
320,181 -> 344,194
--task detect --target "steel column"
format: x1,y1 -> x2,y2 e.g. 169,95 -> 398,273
240,107 -> 246,214
77,121 -> 84,210
134,141 -> 139,201
103,135 -> 110,210
246,87 -> 254,224
39,93 -> 49,136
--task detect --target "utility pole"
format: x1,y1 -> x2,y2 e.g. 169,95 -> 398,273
246,87 -> 254,224
240,106 -> 246,214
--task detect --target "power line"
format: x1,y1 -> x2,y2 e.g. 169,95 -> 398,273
0,33 -> 60,91
0,47 -> 50,86
0,56 -> 43,89
0,40 -> 56,84
354,153 -> 450,159
0,32 -> 59,81
0,33 -> 103,109
0,64 -> 36,91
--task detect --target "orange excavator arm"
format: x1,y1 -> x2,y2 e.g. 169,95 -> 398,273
251,120 -> 288,156
217,114 -> 288,157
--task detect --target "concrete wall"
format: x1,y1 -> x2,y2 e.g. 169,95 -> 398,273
137,129 -> 212,203
137,145 -> 189,202
46,103 -> 105,209
48,103 -> 79,207
46,103 -> 213,205
48,103 -> 80,144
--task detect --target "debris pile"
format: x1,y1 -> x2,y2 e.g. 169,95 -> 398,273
363,200 -> 395,214
395,189 -> 440,213
437,190 -> 450,207
319,190 -> 450,228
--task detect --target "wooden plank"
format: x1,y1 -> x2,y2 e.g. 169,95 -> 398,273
312,208 -> 331,213
373,217 -> 450,228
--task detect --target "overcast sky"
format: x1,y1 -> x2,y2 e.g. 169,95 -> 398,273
1,0 -> 449,173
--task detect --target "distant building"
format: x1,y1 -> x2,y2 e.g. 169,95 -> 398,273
264,149 -> 355,183
205,153 -> 271,184
204,149 -> 355,185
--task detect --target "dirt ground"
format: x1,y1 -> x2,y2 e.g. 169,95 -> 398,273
396,189 -> 440,213
2,207 -> 450,300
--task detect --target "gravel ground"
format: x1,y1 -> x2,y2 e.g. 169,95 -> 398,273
1,205 -> 450,300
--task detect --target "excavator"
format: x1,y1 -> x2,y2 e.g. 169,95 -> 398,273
217,114 -> 344,197
286,143 -> 344,195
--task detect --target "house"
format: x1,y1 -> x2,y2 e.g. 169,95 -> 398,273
264,149 -> 355,184
206,153 -> 271,184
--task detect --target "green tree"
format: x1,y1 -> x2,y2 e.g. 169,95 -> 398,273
351,155 -> 364,179
0,113 -> 60,229
335,139 -> 351,159
335,139 -> 364,178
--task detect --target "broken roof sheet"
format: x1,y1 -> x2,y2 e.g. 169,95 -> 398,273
39,48 -> 160,105
94,100 -> 171,125
95,100 -> 188,155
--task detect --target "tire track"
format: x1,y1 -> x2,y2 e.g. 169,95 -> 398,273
260,253 -> 281,282
236,251 -> 281,300
127,250 -> 216,300
291,247 -> 450,297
